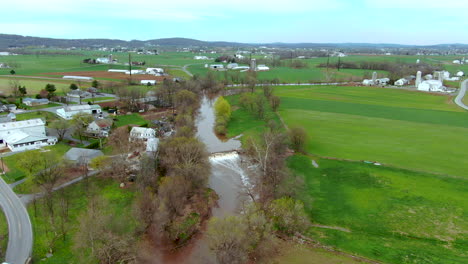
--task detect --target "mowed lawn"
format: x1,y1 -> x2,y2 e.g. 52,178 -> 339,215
276,85 -> 468,177
288,155 -> 467,264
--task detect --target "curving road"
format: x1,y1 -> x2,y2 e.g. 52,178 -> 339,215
0,176 -> 32,264
454,79 -> 468,110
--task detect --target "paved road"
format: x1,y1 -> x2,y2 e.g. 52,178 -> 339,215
454,79 -> 468,110
0,176 -> 32,264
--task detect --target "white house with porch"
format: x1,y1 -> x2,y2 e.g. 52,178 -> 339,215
0,118 -> 57,152
129,127 -> 155,141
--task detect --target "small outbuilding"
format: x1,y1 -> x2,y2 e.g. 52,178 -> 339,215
64,148 -> 104,165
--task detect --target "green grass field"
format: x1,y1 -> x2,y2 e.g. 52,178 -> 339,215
2,143 -> 71,183
288,155 -> 467,264
225,94 -> 280,140
275,85 -> 468,177
29,177 -> 137,263
15,111 -> 59,124
261,240 -> 364,264
224,85 -> 468,263
0,77 -> 76,96
113,113 -> 148,127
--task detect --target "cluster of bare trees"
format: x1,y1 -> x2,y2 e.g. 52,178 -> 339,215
134,83 -> 214,247
74,195 -> 136,264
18,151 -> 73,254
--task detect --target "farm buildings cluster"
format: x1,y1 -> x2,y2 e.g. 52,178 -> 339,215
362,69 -> 464,93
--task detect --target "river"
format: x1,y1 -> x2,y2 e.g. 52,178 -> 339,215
141,96 -> 250,263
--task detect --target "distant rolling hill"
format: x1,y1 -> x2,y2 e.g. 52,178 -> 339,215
0,33 -> 467,50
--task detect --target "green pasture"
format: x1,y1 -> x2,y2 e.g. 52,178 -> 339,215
275,85 -> 468,177
113,113 -> 148,127
0,77 -> 77,96
0,51 -> 220,78
274,85 -> 462,112
288,155 -> 467,264
29,177 -> 137,263
262,240 -> 363,264
15,111 -> 59,123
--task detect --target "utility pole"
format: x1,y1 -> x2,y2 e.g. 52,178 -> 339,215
128,53 -> 132,77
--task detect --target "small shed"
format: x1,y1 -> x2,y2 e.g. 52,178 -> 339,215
64,148 -> 104,165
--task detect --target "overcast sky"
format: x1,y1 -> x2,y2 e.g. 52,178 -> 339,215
2,0 -> 467,45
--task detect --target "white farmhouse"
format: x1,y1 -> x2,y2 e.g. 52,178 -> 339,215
86,119 -> 113,137
146,68 -> 164,75
96,57 -> 110,64
362,79 -> 374,86
453,60 -> 461,64
129,127 -> 155,141
456,71 -> 464,77
394,78 -> 409,86
418,80 -> 446,92
0,118 -> 57,152
256,65 -> 270,71
194,56 -> 210,60
56,105 -> 102,120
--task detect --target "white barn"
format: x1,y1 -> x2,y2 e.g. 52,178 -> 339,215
146,68 -> 164,74
56,105 -> 102,120
0,118 -> 57,152
418,80 -> 446,92
394,78 -> 409,86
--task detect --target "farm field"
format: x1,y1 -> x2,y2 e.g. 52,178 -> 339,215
275,85 -> 468,177
0,77 -> 76,96
288,155 -> 467,264
0,51 -> 219,76
224,85 -> 468,263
